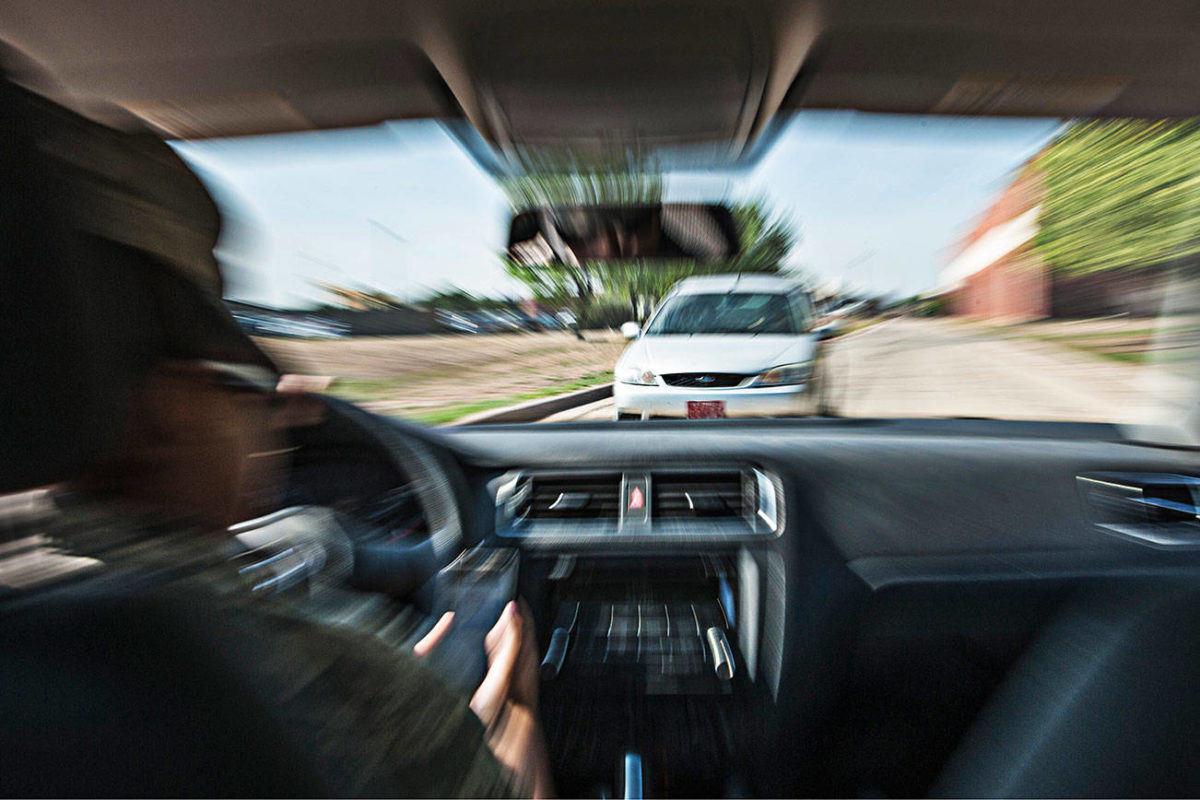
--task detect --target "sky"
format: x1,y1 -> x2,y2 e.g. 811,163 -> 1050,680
173,111 -> 1062,309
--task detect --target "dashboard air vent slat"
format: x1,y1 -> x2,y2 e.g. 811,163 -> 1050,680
653,471 -> 745,519
520,474 -> 622,519
1077,472 -> 1200,547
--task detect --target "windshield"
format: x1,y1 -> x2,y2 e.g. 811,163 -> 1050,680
174,112 -> 1200,428
646,294 -> 801,335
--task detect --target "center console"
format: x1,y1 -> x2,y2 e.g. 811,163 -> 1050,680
491,464 -> 782,797
524,554 -> 752,798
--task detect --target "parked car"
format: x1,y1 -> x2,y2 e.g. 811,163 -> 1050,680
827,299 -> 867,318
486,310 -> 526,332
533,312 -> 566,331
231,311 -> 271,336
235,312 -> 347,339
614,275 -> 824,419
435,309 -> 480,333
455,311 -> 500,333
510,310 -> 544,331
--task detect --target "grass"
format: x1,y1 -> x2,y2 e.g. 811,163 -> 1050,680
1003,330 -> 1196,366
834,317 -> 885,337
1021,334 -> 1152,365
994,328 -> 1151,364
1031,327 -> 1159,340
326,368 -> 615,425
324,375 -> 432,403
410,370 -> 614,425
415,397 -> 530,425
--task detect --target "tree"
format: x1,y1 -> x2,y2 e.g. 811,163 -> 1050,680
728,197 -> 798,272
502,256 -> 593,309
500,168 -> 663,210
501,166 -> 663,320
415,288 -> 513,311
1033,119 -> 1200,275
589,198 -> 799,320
501,168 -> 802,322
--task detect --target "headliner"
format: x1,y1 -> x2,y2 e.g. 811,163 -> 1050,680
2,0 -> 1198,171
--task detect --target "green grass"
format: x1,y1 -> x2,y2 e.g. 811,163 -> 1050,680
326,370 -> 614,424
325,375 -> 441,403
414,397 -> 529,425
411,370 -> 614,425
1012,333 -> 1152,364
961,317 -> 1200,367
834,317 -> 884,337
1019,324 -> 1198,341
1059,342 -> 1150,365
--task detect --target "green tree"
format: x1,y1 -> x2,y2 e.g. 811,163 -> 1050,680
728,197 -> 798,272
1034,119 -> 1200,275
501,169 -> 801,322
589,198 -> 799,320
415,288 -> 512,311
501,166 -> 663,320
500,169 -> 663,209
502,256 -> 594,310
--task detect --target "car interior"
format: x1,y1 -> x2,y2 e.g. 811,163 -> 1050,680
3,1 -> 1200,797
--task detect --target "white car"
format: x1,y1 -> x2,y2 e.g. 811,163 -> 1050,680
614,275 -> 828,420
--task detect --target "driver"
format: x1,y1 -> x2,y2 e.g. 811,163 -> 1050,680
0,63 -> 553,798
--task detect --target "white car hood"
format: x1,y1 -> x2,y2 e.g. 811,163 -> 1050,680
619,334 -> 816,375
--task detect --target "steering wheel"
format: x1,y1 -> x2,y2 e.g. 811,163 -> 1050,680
331,400 -> 463,553
231,397 -> 467,602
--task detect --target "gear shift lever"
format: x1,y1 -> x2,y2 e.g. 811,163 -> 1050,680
705,626 -> 735,681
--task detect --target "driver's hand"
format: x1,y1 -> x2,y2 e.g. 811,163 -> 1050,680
413,611 -> 455,658
413,602 -> 554,799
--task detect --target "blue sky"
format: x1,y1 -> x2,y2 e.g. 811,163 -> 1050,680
173,112 -> 1061,308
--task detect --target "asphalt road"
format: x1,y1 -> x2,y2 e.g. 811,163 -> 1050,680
543,318 -> 1155,424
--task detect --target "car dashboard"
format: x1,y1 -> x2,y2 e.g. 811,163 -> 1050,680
291,407 -> 1200,797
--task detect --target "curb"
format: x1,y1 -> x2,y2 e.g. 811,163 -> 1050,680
449,382 -> 615,426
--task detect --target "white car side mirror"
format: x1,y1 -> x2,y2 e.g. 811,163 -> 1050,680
620,321 -> 641,340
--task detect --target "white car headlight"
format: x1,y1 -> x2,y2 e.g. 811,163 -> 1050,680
618,365 -> 657,386
756,362 -> 812,386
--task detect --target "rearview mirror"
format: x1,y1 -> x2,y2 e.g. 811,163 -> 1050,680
620,321 -> 641,340
507,203 -> 740,266
815,324 -> 837,342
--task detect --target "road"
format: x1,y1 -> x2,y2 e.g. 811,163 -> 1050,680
544,318 -> 1160,424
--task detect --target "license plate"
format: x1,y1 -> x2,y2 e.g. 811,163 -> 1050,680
687,401 -> 726,419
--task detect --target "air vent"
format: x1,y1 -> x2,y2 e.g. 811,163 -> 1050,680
515,473 -> 622,519
1077,472 -> 1200,547
494,466 -> 782,538
653,471 -> 746,519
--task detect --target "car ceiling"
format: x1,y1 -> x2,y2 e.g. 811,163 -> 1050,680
2,0 -> 1199,171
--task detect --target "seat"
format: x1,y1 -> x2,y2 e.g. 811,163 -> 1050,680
0,576 -> 330,797
933,582 -> 1200,798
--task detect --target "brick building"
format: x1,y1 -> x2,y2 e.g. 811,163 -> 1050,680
940,168 -> 1051,320
940,160 -> 1175,319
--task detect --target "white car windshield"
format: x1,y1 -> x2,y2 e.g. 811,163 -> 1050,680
646,294 -> 799,335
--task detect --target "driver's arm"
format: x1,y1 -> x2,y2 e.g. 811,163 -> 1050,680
193,591 -> 535,798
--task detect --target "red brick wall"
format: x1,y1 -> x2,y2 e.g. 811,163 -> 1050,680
949,244 -> 1050,320
947,164 -> 1050,320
